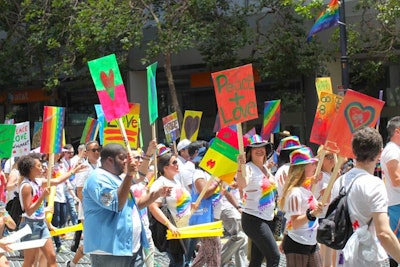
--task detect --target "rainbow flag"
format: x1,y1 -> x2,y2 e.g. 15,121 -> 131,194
80,118 -> 99,144
307,0 -> 339,42
40,106 -> 65,154
261,100 -> 280,140
199,127 -> 245,183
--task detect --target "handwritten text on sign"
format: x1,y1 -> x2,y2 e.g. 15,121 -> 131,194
212,64 -> 258,128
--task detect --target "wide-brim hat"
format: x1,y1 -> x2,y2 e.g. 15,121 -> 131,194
245,134 -> 274,159
277,136 -> 303,153
156,144 -> 171,157
290,147 -> 319,165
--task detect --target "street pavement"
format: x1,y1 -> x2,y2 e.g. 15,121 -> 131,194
7,238 -> 287,266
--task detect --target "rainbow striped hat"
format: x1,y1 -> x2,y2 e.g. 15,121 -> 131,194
278,136 -> 302,153
156,144 -> 171,157
290,147 -> 318,165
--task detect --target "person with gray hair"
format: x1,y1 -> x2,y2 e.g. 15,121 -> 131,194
380,116 -> 400,266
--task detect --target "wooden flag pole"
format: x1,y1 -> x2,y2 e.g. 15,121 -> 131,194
46,153 -> 56,223
236,123 -> 246,174
311,148 -> 326,195
117,118 -> 132,152
320,156 -> 345,205
152,123 -> 158,180
190,177 -> 216,217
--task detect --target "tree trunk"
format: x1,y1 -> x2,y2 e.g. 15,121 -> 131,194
164,52 -> 183,124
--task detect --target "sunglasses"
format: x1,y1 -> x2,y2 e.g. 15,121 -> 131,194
134,156 -> 143,160
66,151 -> 74,154
170,160 -> 178,166
89,148 -> 101,153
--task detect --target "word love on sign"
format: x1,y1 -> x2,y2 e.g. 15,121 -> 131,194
324,89 -> 384,158
211,64 -> 258,128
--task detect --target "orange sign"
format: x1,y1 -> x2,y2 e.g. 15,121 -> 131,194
310,92 -> 343,145
324,89 -> 384,158
212,64 -> 258,128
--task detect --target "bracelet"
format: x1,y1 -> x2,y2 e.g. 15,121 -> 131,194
306,208 -> 317,221
70,171 -> 75,176
164,220 -> 170,226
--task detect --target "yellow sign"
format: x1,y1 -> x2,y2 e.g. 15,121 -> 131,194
315,77 -> 333,100
103,103 -> 140,149
180,110 -> 202,141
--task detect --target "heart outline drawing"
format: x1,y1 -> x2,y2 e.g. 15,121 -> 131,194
184,116 -> 200,140
344,102 -> 375,133
100,69 -> 115,100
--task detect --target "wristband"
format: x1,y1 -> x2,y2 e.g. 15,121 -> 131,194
164,220 -> 170,226
306,208 -> 317,221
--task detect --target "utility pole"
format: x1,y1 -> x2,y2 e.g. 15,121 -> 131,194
339,0 -> 349,90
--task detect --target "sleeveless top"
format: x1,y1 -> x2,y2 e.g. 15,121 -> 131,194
19,178 -> 45,220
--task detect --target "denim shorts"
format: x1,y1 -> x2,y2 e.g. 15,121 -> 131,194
20,218 -> 51,241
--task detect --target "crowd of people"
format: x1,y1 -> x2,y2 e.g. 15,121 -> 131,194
1,118 -> 400,267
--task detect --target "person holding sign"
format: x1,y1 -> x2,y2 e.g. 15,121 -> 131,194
149,145 -> 192,267
17,153 -> 86,267
279,147 -> 323,267
331,127 -> 400,266
236,134 -> 280,267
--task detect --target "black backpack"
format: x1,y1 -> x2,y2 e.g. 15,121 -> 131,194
317,174 -> 361,250
6,192 -> 24,230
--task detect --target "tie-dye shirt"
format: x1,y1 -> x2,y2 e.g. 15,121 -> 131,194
20,178 -> 45,220
242,162 -> 277,221
284,187 -> 318,245
150,176 -> 192,228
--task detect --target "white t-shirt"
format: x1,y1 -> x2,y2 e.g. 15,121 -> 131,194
175,159 -> 195,192
3,158 -> 15,175
380,141 -> 400,206
150,176 -> 192,228
331,168 -> 388,265
242,162 -> 276,221
284,187 -> 319,245
314,171 -> 331,218
274,163 -> 290,197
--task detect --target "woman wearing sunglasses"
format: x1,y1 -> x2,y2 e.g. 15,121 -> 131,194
149,144 -> 192,267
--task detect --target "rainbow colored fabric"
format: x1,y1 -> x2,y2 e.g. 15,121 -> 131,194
307,0 -> 339,42
80,117 -> 99,145
40,106 -> 65,154
261,100 -> 280,140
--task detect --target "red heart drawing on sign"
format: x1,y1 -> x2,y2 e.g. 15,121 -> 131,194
184,116 -> 200,140
100,69 -> 115,100
344,102 -> 375,133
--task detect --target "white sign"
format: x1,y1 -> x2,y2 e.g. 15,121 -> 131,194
12,121 -> 31,157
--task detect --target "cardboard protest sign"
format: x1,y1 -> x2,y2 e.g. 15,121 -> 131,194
310,92 -> 343,145
103,103 -> 140,148
199,127 -> 248,184
212,64 -> 258,128
32,122 -> 42,149
40,106 -> 65,154
162,112 -> 180,144
12,122 -> 30,157
315,77 -> 333,100
147,62 -> 158,124
80,118 -> 99,145
324,89 -> 384,158
181,110 -> 202,141
261,100 -> 281,140
0,124 -> 16,158
4,119 -> 14,125
88,54 -> 130,122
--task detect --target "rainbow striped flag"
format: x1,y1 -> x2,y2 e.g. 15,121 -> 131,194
307,0 -> 339,42
261,100 -> 280,140
80,117 -> 99,145
94,104 -> 106,145
40,106 -> 65,154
